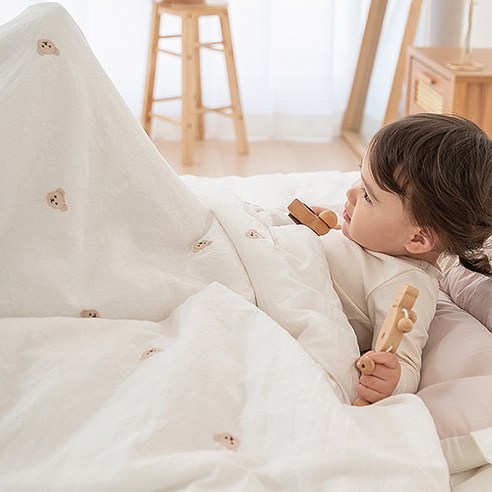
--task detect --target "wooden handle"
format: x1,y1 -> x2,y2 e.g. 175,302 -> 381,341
357,355 -> 375,374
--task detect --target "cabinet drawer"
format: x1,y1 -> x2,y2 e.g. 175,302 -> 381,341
407,58 -> 451,114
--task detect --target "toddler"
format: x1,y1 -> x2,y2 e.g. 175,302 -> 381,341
315,113 -> 492,403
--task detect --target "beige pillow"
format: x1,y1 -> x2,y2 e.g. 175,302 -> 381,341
418,292 -> 492,474
438,252 -> 492,332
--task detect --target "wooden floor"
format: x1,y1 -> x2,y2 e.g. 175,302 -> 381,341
154,138 -> 360,177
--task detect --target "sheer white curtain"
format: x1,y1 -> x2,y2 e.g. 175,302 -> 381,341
2,0 -> 369,141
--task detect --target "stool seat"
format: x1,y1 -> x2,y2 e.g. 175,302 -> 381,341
160,1 -> 228,14
142,0 -> 248,165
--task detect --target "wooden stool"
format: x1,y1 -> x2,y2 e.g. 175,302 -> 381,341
141,0 -> 249,165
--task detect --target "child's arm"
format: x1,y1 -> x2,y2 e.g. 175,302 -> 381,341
354,284 -> 418,404
365,274 -> 438,397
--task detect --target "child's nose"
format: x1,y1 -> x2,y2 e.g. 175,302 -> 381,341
346,186 -> 357,204
346,179 -> 361,204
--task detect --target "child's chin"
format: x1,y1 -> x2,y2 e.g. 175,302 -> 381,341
341,227 -> 366,250
341,223 -> 351,239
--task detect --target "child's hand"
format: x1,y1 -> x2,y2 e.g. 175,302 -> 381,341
356,351 -> 401,403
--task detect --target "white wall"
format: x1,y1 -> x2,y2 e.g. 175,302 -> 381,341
471,0 -> 492,48
422,0 -> 492,49
426,0 -> 465,46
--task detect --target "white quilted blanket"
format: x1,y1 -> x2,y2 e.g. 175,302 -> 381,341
0,4 -> 449,491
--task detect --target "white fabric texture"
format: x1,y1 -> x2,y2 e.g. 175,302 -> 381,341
0,4 -> 452,491
0,1 -> 253,321
0,284 -> 449,492
0,1 -> 361,401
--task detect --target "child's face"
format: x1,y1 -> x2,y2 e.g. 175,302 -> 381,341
341,157 -> 418,256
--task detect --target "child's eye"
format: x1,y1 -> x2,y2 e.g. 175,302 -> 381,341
362,189 -> 372,203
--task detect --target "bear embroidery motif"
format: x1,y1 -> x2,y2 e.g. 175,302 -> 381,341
192,240 -> 212,253
80,309 -> 100,318
214,432 -> 240,451
245,229 -> 262,239
140,348 -> 163,361
37,39 -> 60,56
47,188 -> 68,211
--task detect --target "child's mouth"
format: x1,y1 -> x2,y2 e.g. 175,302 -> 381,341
343,209 -> 351,223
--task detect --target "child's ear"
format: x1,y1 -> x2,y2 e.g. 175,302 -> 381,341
404,229 -> 436,254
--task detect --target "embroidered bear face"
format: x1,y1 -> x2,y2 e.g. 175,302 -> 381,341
37,39 -> 60,56
46,188 -> 68,211
214,432 -> 240,451
140,348 -> 163,361
80,309 -> 100,318
245,229 -> 262,239
192,240 -> 212,253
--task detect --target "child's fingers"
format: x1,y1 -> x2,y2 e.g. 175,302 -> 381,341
357,383 -> 384,403
356,352 -> 400,401
362,361 -> 398,381
363,351 -> 399,369
359,374 -> 394,394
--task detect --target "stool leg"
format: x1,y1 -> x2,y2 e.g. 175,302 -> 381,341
193,16 -> 204,140
181,12 -> 196,165
141,2 -> 161,136
219,10 -> 248,155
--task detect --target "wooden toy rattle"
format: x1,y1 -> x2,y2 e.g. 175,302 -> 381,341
287,198 -> 341,236
352,284 -> 419,407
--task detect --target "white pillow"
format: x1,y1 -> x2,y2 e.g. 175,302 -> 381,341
418,292 -> 492,474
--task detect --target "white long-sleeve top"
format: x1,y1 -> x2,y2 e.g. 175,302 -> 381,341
320,231 -> 441,395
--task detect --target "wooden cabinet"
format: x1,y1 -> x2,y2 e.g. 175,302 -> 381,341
405,47 -> 492,136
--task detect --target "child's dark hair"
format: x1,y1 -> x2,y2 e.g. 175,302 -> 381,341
367,113 -> 492,276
